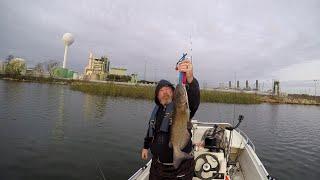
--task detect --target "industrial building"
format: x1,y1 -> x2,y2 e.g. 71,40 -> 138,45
83,52 -> 139,83
52,67 -> 76,79
130,73 -> 138,83
109,67 -> 127,76
84,52 -> 110,80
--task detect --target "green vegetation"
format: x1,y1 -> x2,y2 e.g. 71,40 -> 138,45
70,82 -> 261,104
5,59 -> 26,75
70,82 -> 155,100
0,74 -> 74,84
1,74 -> 319,105
200,90 -> 261,104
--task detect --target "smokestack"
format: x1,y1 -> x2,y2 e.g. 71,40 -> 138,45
89,52 -> 93,69
107,61 -> 110,73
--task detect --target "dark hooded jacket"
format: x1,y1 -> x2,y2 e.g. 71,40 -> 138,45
143,78 -> 200,163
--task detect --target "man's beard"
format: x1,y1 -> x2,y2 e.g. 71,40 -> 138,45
161,94 -> 172,105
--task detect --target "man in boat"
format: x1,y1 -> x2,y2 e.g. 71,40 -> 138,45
141,60 -> 200,180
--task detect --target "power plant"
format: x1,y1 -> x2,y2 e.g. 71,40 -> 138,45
217,79 -> 277,95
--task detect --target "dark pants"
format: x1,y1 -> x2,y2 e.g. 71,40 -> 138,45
149,157 -> 195,180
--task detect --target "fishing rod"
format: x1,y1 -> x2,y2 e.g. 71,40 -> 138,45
225,115 -> 244,131
225,114 -> 244,165
175,31 -> 194,85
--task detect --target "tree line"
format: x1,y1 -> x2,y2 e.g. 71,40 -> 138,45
1,55 -> 60,77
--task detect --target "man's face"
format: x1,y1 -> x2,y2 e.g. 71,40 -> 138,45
157,86 -> 173,105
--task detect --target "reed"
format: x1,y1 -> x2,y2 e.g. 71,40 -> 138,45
70,82 -> 155,100
0,74 -> 73,84
200,90 -> 261,104
70,82 -> 261,104
1,75 -> 317,105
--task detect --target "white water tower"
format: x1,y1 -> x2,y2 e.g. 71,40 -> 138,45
62,33 -> 74,68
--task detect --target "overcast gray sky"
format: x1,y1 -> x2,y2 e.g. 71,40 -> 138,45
1,0 -> 320,90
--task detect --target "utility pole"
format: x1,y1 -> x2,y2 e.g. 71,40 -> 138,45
144,61 -> 147,81
314,80 -> 318,100
189,33 -> 193,62
154,67 -> 157,83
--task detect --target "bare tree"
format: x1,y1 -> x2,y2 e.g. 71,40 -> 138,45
34,63 -> 44,74
46,60 -> 59,77
6,55 -> 14,62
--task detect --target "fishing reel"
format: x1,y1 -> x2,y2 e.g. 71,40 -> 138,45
194,153 -> 222,180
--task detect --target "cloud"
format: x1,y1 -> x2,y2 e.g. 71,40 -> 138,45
1,0 -> 320,87
272,60 -> 320,81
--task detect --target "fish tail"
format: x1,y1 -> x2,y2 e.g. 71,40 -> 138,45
173,148 -> 193,169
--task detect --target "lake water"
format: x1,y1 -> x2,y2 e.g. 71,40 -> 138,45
0,80 -> 319,179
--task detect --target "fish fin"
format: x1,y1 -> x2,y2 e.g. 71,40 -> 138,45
173,147 -> 193,169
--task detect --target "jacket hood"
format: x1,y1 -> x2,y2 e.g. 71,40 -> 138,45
155,79 -> 175,105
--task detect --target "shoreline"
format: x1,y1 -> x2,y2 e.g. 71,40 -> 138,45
1,75 -> 319,106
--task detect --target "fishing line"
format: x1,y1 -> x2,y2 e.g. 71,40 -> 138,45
233,72 -> 237,126
93,155 -> 107,180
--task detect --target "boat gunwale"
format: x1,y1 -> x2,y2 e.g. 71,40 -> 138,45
128,160 -> 151,180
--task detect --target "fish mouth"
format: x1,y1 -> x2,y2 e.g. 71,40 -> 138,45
174,97 -> 187,104
175,101 -> 188,110
174,84 -> 188,107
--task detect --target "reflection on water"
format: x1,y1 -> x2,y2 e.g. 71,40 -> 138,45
83,93 -> 108,121
52,87 -> 66,144
269,105 -> 279,136
0,80 -> 320,180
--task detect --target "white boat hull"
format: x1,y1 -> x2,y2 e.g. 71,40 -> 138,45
129,120 -> 271,180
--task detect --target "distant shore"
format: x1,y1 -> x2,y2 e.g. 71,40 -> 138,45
1,75 -> 319,106
0,74 -> 75,84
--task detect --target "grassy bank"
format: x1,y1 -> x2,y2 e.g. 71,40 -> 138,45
1,74 -> 319,105
69,82 -> 320,105
70,81 -> 261,104
0,74 -> 75,84
70,81 -> 155,100
260,95 -> 320,105
200,90 -> 261,104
